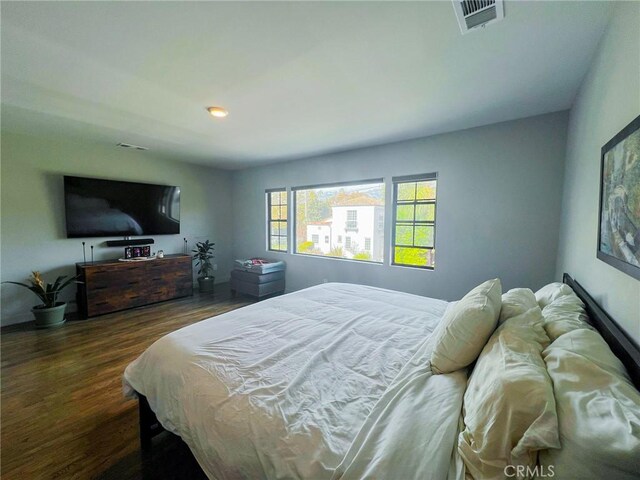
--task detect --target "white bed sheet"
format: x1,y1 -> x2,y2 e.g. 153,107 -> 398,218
123,282 -> 467,479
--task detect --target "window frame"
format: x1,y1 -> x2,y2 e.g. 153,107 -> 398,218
391,173 -> 438,270
266,188 -> 288,253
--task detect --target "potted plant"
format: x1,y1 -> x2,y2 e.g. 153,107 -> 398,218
192,240 -> 215,293
2,271 -> 80,328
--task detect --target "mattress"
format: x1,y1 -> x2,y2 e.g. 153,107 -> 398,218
123,283 -> 467,479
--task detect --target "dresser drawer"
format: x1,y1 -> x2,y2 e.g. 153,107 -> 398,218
77,255 -> 193,318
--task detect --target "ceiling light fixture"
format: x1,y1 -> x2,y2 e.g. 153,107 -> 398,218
207,106 -> 228,118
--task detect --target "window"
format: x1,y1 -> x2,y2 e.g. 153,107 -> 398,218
293,180 -> 384,262
346,210 -> 358,231
364,237 -> 371,251
267,189 -> 288,252
392,174 -> 437,269
312,234 -> 319,244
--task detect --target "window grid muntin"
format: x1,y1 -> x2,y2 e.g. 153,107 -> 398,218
267,189 -> 288,252
391,177 -> 437,269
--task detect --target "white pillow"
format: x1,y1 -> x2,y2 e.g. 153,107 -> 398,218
539,329 -> 640,480
431,278 -> 501,374
459,308 -> 559,479
534,282 -> 574,309
541,294 -> 594,341
499,288 -> 538,323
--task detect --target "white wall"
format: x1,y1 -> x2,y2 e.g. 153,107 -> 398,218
556,2 -> 640,343
232,111 -> 569,302
0,131 -> 234,326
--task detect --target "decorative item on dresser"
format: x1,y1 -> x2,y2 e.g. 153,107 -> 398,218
76,254 -> 192,318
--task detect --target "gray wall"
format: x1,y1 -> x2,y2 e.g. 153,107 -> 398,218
232,111 -> 569,302
0,131 -> 233,326
556,2 -> 640,342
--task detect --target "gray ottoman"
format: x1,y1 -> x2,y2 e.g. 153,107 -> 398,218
230,269 -> 285,299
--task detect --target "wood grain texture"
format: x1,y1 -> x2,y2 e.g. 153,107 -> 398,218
1,284 -> 253,480
76,254 -> 193,318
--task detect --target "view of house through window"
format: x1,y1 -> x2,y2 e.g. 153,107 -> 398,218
392,175 -> 437,269
294,181 -> 385,262
267,189 -> 288,252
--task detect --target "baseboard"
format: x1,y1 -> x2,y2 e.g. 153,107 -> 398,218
1,302 -> 80,327
2,279 -> 232,328
1,311 -> 34,327
192,276 -> 230,288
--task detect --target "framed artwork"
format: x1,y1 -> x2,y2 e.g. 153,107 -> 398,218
125,245 -> 151,259
598,114 -> 640,280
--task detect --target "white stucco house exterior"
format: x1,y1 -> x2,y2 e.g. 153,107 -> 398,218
306,221 -> 332,254
306,202 -> 384,261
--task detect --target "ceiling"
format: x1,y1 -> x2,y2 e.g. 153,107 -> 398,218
1,1 -> 613,169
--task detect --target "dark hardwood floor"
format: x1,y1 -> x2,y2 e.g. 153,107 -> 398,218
1,284 -> 254,480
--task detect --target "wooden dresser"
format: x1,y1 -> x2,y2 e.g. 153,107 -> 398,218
76,254 -> 192,318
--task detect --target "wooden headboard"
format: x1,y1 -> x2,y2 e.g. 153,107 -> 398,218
563,273 -> 640,389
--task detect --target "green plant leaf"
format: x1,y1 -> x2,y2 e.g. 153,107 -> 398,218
57,275 -> 81,292
3,274 -> 81,308
2,281 -> 48,304
2,281 -> 35,289
50,275 -> 67,293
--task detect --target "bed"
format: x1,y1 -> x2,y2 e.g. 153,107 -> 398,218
123,275 -> 640,479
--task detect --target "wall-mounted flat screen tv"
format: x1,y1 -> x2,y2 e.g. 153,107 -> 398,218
64,176 -> 180,238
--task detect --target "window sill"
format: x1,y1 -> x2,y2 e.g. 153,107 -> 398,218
390,263 -> 435,271
292,252 -> 383,266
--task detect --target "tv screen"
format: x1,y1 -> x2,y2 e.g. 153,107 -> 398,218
64,176 -> 180,238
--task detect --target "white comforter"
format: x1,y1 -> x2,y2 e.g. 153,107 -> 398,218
123,283 -> 467,479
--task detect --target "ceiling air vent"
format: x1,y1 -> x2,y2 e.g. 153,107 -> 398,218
452,0 -> 504,34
